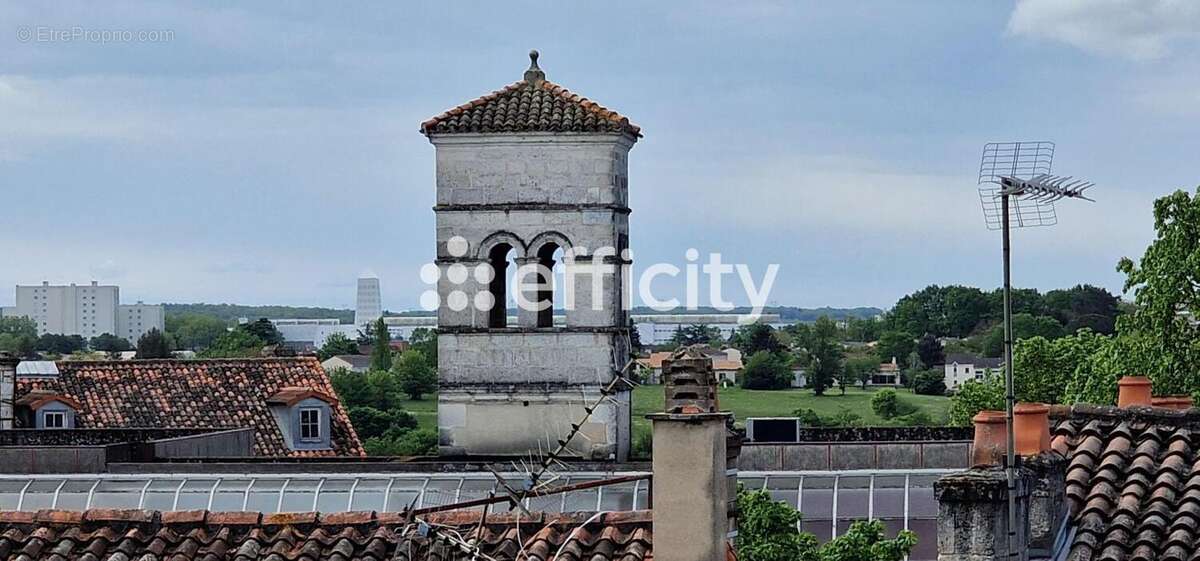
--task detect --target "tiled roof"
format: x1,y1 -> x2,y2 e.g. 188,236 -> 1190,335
421,51 -> 640,138
0,509 -> 654,561
1050,404 -> 1200,561
15,358 -> 364,457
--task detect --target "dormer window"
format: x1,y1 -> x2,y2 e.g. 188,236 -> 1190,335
16,391 -> 80,429
266,387 -> 334,451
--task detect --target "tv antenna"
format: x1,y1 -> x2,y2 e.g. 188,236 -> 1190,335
974,141 -> 1096,559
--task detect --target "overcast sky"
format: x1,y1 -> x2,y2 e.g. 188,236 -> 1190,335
2,1 -> 1198,311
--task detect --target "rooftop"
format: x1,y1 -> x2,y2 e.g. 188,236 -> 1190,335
420,51 -> 641,138
0,509 -> 656,561
15,358 -> 364,457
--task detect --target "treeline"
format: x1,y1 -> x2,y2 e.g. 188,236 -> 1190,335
629,305 -> 882,321
164,303 -> 356,324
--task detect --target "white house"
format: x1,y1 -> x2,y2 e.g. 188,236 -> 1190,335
942,353 -> 1004,390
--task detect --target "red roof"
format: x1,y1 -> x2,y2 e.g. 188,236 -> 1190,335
1050,404 -> 1200,560
421,53 -> 640,138
0,509 -> 656,561
16,358 -> 363,457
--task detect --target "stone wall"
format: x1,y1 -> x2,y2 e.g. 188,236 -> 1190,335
0,427 -> 226,446
432,133 -> 631,210
438,331 -> 621,386
739,440 -> 972,471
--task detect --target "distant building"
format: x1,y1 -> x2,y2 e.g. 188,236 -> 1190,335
117,301 -> 165,343
942,353 -> 1004,390
321,354 -> 372,373
355,276 -> 382,326
7,281 -> 163,342
637,347 -> 743,385
632,313 -> 784,345
871,357 -> 903,386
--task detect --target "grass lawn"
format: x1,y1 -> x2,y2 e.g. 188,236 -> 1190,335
631,385 -> 952,445
398,386 -> 952,443
398,396 -> 439,431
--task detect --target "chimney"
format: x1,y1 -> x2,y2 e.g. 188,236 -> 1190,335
1151,395 -> 1193,410
648,346 -> 736,561
1117,375 -> 1152,407
1013,403 -> 1051,455
971,410 -> 1006,466
941,404 -> 1064,560
0,353 -> 17,430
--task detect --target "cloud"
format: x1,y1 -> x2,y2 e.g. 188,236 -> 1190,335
1008,0 -> 1200,61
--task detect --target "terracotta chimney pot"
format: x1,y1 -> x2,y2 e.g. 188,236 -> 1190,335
1013,402 -> 1051,456
971,410 -> 1007,466
1154,395 -> 1194,410
1117,376 -> 1152,407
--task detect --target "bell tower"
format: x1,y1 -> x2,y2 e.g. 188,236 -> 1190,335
422,51 -> 639,460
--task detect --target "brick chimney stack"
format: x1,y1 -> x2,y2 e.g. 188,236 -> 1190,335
648,346 -> 736,561
0,352 -> 18,430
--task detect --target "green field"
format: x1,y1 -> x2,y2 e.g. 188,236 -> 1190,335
398,396 -> 438,430
400,386 -> 952,438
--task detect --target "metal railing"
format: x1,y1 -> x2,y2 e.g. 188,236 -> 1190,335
0,468 -> 954,537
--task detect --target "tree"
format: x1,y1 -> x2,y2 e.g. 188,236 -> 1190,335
369,317 -> 393,372
730,324 -> 786,356
740,351 -> 794,390
916,333 -> 944,369
980,314 -> 1065,358
1115,188 -> 1200,395
35,333 -> 86,355
242,318 -> 283,346
135,328 -> 172,359
365,369 -> 403,411
90,333 -> 131,353
392,350 -> 437,400
317,332 -> 359,361
363,428 -> 438,456
670,324 -> 723,347
736,487 -> 916,561
875,331 -> 914,364
347,406 -> 417,440
844,356 -> 878,390
948,374 -> 1005,426
330,367 -> 372,406
199,329 -> 263,358
166,313 -> 229,351
627,317 -> 644,356
408,328 -> 438,370
843,316 -> 882,343
795,317 -> 843,396
911,369 -> 947,396
1044,284 -> 1121,335
0,317 -> 38,357
872,389 -> 901,419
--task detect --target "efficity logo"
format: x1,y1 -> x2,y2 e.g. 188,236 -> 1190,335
419,236 -> 779,319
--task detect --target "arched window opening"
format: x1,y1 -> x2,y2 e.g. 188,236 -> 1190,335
536,243 -> 563,328
488,243 -> 516,328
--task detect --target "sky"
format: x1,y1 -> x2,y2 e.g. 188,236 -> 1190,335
2,1 -> 1199,311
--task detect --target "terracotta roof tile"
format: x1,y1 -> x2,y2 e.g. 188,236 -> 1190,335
1052,404 -> 1200,560
15,358 -> 363,457
421,52 -> 640,138
0,509 -> 654,561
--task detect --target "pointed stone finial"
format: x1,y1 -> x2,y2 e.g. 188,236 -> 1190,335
524,49 -> 545,83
